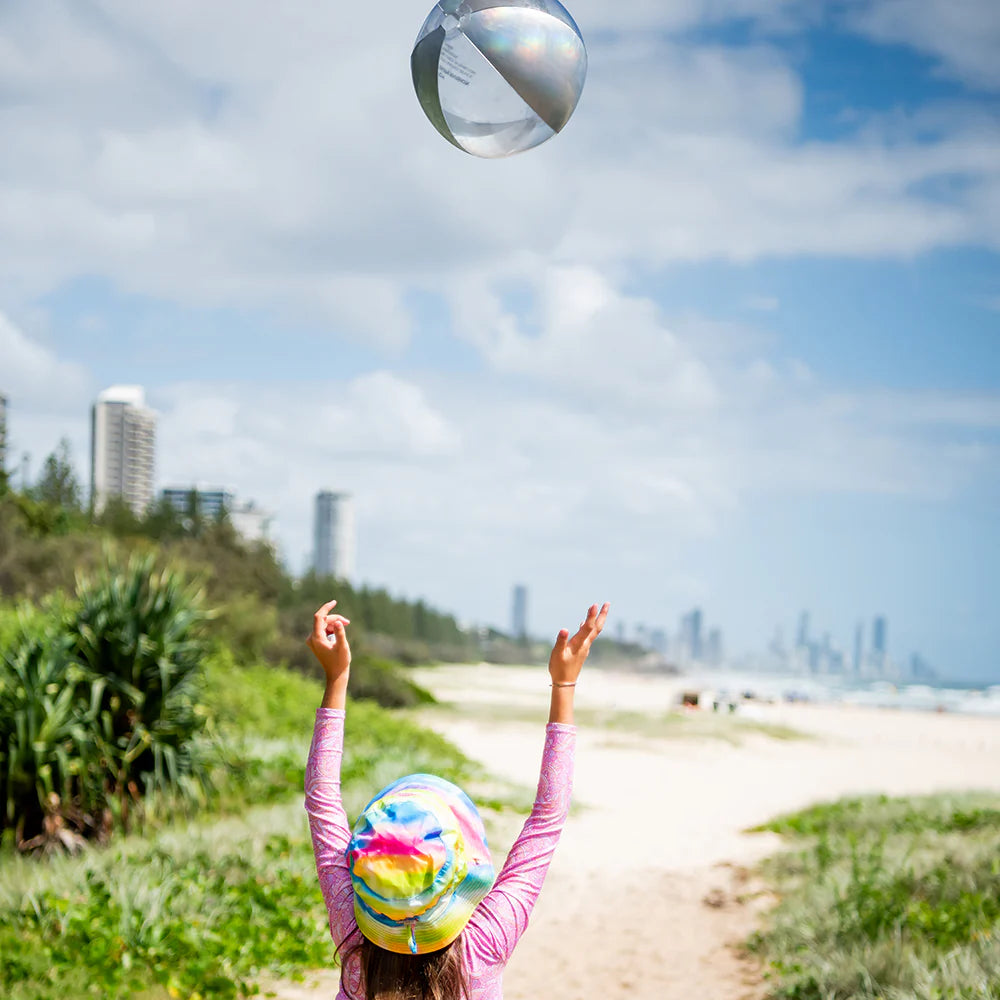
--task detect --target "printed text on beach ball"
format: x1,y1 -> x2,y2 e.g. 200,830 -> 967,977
411,0 -> 588,158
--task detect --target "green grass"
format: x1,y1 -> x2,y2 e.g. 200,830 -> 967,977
423,699 -> 807,744
750,792 -> 1000,1000
0,656 -> 479,1000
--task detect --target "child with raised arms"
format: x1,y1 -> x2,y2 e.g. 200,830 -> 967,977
304,599 -> 609,1000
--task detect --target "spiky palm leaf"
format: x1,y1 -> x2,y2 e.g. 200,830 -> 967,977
70,554 -> 211,804
0,615 -> 106,848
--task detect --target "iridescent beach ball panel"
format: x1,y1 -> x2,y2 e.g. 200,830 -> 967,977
411,0 -> 587,158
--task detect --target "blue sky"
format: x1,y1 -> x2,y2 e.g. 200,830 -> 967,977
1,0 -> 998,679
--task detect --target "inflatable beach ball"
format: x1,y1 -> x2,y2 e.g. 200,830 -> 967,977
411,0 -> 588,158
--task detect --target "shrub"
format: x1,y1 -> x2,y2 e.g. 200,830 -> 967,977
752,792 -> 1000,1000
0,610 -> 106,850
348,654 -> 436,709
0,556 -> 213,851
68,554 -> 212,818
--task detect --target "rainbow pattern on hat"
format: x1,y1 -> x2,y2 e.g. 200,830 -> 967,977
347,773 -> 495,955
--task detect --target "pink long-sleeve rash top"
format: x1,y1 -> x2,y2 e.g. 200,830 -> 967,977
304,708 -> 576,1000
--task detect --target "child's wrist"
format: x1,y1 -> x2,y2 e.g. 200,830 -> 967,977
322,675 -> 349,709
548,684 -> 575,724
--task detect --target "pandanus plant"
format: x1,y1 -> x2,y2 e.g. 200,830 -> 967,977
0,555 -> 213,852
0,617 -> 107,851
69,554 -> 212,824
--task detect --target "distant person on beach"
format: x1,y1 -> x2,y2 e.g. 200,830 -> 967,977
305,598 -> 609,1000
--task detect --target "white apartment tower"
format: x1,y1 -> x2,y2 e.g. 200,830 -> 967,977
90,386 -> 157,514
313,491 -> 356,582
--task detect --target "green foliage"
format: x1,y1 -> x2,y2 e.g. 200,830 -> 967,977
0,472 -> 509,996
757,794 -> 1000,839
0,612 -> 106,849
0,601 -> 25,648
346,654 -> 436,709
93,497 -> 145,537
0,652 -> 477,999
202,654 -> 465,814
31,439 -> 83,515
0,830 -> 332,1000
0,495 -> 107,595
0,556 -> 212,849
752,792 -> 1000,1000
202,651 -> 320,742
278,573 -> 476,666
69,554 -> 211,805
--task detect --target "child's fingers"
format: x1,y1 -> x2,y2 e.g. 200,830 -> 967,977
594,602 -> 610,634
551,628 -> 569,660
311,604 -> 336,644
333,619 -> 352,654
324,614 -> 351,633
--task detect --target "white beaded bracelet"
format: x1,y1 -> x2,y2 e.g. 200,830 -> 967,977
551,682 -> 577,688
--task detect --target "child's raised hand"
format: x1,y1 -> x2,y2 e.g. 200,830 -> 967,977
548,603 -> 609,686
306,600 -> 352,687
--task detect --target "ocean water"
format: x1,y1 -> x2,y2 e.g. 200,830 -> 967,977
686,672 -> 1000,718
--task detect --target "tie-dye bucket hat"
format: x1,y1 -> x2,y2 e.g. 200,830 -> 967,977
347,773 -> 495,955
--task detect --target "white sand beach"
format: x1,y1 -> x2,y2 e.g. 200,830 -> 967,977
410,666 -> 1000,1000
273,665 -> 1000,1000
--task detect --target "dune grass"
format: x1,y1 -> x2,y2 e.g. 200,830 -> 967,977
750,792 -> 1000,1000
0,659 -> 477,1000
423,697 -> 807,744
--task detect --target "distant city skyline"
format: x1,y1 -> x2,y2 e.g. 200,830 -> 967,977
0,2 -> 997,680
0,385 -> 987,681
615,605 -> 936,684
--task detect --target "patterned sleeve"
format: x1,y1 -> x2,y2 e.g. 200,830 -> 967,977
464,722 -> 576,965
304,708 -> 358,949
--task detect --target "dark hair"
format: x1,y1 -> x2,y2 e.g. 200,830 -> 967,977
338,931 -> 470,1000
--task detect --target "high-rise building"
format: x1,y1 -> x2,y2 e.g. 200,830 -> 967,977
162,486 -> 233,521
705,627 -> 724,667
678,608 -> 704,663
796,611 -> 810,650
689,608 -> 703,661
161,486 -> 274,545
852,621 -> 864,675
314,491 -> 356,581
872,616 -> 888,672
511,584 -> 528,640
90,386 -> 156,514
0,392 -> 8,481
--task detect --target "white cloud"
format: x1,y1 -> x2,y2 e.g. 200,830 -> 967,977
126,273 -> 999,589
569,0 -> 816,34
0,311 -> 93,483
846,0 -> 1000,91
0,0 -> 997,329
0,0 -> 998,664
450,264 -> 721,412
0,311 -> 91,410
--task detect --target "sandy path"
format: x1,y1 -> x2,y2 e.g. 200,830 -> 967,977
409,666 -> 1000,1000
267,666 -> 1000,1000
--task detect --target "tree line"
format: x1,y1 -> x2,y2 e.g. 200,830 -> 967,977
0,438 -> 478,666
